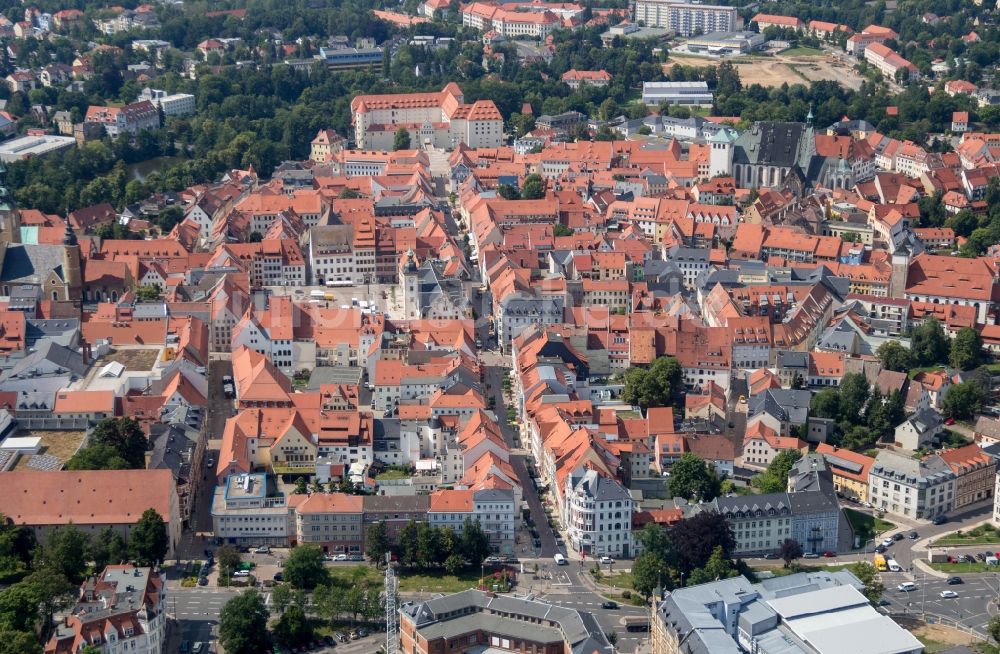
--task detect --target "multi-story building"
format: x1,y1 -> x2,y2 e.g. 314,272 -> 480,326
869,449 -> 955,519
632,0 -> 737,36
289,492 -> 364,555
137,88 -> 197,117
350,83 -> 503,150
816,443 -> 875,502
45,566 -> 167,654
84,100 -> 160,138
651,571 -> 923,654
701,455 -> 841,556
563,468 -> 634,558
462,2 -> 562,38
400,590 -> 614,654
362,495 -> 430,546
210,473 -> 290,547
473,488 -> 516,556
864,42 -> 918,82
0,470 -> 181,558
939,444 -> 996,510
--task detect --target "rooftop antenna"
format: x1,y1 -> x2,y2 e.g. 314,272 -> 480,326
385,551 -> 398,653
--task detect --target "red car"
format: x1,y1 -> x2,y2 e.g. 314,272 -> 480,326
945,418 -> 956,425
822,551 -> 836,558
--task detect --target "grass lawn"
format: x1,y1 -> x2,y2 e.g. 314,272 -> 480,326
752,563 -> 855,578
374,469 -> 411,481
779,46 -> 824,56
398,569 -> 484,594
326,564 -> 483,593
927,560 -> 998,574
845,508 -> 896,542
932,524 -> 1000,547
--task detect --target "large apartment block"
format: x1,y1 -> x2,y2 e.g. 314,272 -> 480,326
350,83 -> 503,150
633,0 -> 737,36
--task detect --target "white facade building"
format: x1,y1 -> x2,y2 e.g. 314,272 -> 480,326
563,468 -> 634,558
869,450 -> 955,520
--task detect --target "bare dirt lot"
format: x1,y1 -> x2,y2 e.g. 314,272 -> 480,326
663,52 -> 865,91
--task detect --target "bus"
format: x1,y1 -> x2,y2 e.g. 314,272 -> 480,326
623,616 -> 650,632
873,554 -> 887,571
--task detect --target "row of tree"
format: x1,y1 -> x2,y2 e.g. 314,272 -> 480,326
0,510 -> 169,653
876,320 -> 985,374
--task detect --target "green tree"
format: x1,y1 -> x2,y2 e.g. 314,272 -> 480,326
415,522 -> 440,568
779,538 -> 803,568
622,356 -> 683,411
0,631 -> 41,654
666,453 -> 720,501
497,183 -> 520,200
365,521 -> 390,565
247,231 -> 264,243
848,561 -> 884,603
273,604 -> 313,647
88,418 -> 148,469
283,545 -> 328,589
838,373 -> 870,421
444,553 -> 464,575
553,223 -> 573,237
631,551 -> 668,598
310,478 -> 324,494
216,544 -> 241,576
752,450 -> 802,494
41,525 -> 89,584
671,512 -> 735,575
911,318 -> 949,366
87,527 -> 128,571
65,443 -> 129,471
135,285 -> 161,301
687,545 -> 736,585
339,187 -> 360,199
130,509 -> 169,566
293,477 -> 307,494
521,174 -> 545,200
219,590 -> 270,654
950,327 -> 984,370
393,127 -> 411,151
943,382 -> 984,420
0,582 -> 41,632
271,583 -> 293,615
810,388 -> 840,419
876,341 -> 913,372
21,568 -> 74,633
635,523 -> 671,561
460,519 -> 491,568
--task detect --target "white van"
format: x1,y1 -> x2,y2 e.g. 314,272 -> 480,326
554,553 -> 567,566
887,558 -> 902,572
310,290 -> 325,299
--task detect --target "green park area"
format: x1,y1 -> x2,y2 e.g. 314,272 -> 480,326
845,508 -> 896,544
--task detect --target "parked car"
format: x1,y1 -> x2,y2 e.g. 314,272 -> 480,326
933,515 -> 948,525
599,556 -> 615,564
878,599 -> 891,606
334,632 -> 348,643
273,572 -> 283,582
892,533 -> 904,541
947,576 -> 963,585
803,552 -> 820,559
255,546 -> 270,554
349,555 -> 364,561
944,417 -> 956,425
322,636 -> 335,647
333,554 -> 348,561
822,551 -> 836,558
197,577 -> 208,586
233,570 -> 250,577
881,538 -> 895,548
908,531 -> 918,539
764,553 -> 779,560
357,628 -> 368,638
976,552 -> 987,561
874,545 -> 887,554
601,601 -> 619,609
349,630 -> 360,640
940,590 -> 959,599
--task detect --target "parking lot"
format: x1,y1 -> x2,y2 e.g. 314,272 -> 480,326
268,283 -> 404,319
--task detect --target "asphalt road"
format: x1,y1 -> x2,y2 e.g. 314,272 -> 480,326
879,570 -> 1000,635
483,363 -> 560,558
530,563 -> 649,652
